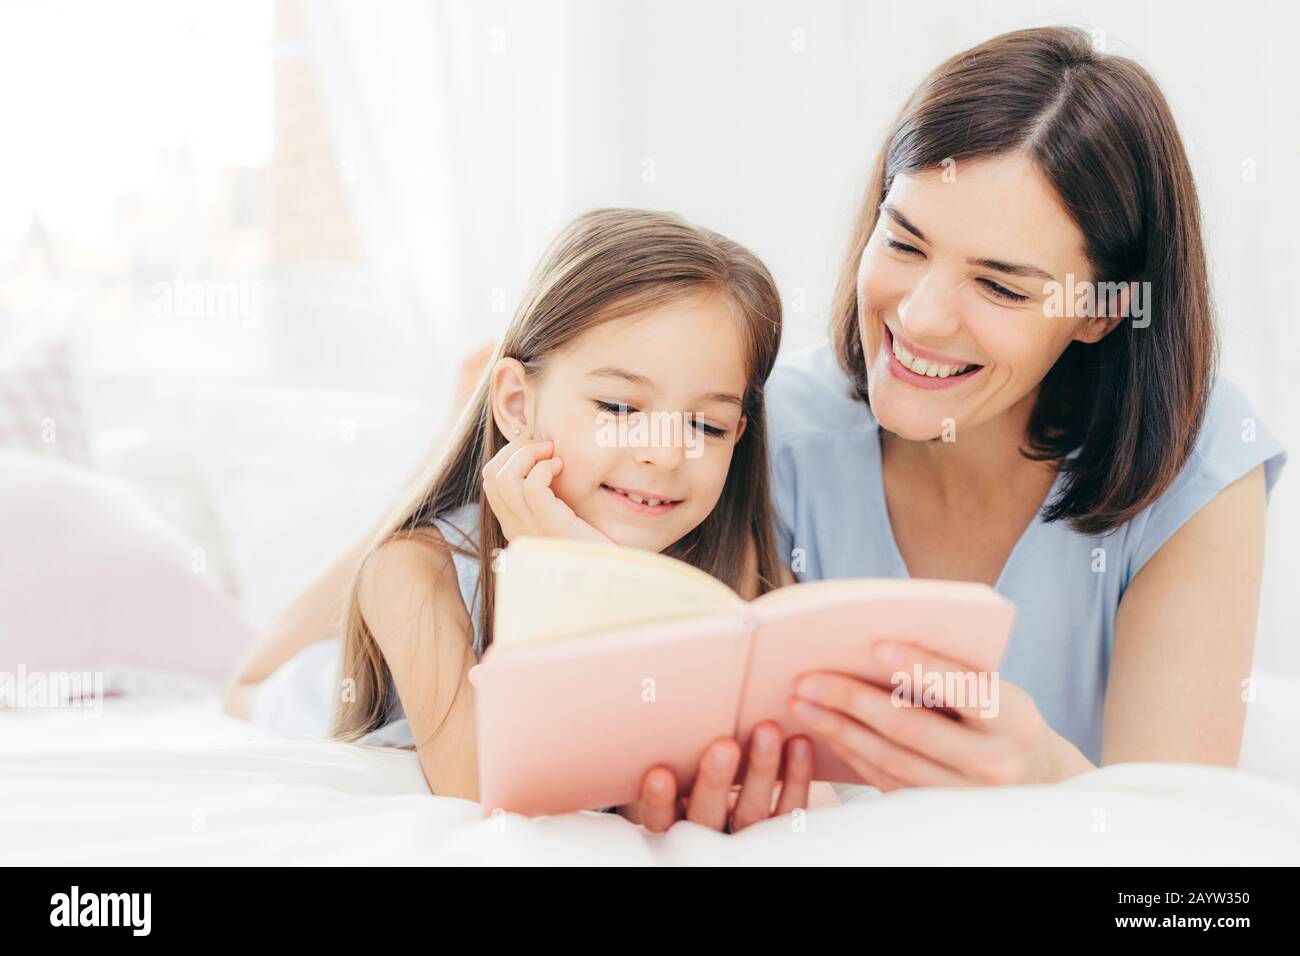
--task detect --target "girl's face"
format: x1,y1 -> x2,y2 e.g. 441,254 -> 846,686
505,290 -> 750,552
858,153 -> 1117,441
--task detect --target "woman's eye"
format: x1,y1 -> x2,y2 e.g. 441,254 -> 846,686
977,278 -> 1029,303
594,400 -> 635,416
884,236 -> 921,256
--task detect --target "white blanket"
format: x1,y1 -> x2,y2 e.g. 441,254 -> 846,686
3,678 -> 1299,865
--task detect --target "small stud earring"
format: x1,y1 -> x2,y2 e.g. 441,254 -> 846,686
513,427 -> 522,437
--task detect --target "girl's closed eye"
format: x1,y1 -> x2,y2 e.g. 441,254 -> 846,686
592,399 -> 729,438
691,416 -> 729,438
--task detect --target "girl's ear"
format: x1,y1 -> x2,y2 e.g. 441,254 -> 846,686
489,357 -> 535,439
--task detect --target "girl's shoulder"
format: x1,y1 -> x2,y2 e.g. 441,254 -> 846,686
357,525 -> 473,650
399,500 -> 486,657
353,512 -> 481,760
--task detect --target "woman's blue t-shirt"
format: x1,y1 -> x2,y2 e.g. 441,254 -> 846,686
766,342 -> 1287,765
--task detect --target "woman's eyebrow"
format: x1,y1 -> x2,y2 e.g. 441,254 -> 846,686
587,367 -> 742,408
968,256 -> 1054,282
881,203 -> 1055,282
882,203 -> 928,242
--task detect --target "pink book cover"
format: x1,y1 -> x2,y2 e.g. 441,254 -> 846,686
469,577 -> 1016,818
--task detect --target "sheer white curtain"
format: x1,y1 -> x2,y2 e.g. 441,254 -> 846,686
301,0 -> 1299,672
304,0 -> 636,374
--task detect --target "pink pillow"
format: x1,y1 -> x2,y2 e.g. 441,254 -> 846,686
0,451 -> 256,684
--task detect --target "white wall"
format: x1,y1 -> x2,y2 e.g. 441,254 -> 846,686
308,0 -> 1298,670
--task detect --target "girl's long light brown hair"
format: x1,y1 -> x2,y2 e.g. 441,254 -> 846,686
332,208 -> 783,744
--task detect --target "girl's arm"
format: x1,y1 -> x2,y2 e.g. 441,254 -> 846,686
355,531 -> 481,798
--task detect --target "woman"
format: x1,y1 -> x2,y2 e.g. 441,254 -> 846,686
628,25 -> 1283,829
228,26 -> 1286,833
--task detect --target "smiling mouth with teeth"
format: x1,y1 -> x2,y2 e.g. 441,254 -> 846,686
600,484 -> 683,512
886,325 -> 982,379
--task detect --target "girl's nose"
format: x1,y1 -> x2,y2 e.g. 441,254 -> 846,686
633,416 -> 687,471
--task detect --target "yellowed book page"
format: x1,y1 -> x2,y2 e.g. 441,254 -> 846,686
752,576 -> 1007,616
493,536 -> 743,647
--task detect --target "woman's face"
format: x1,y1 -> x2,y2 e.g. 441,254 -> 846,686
511,291 -> 750,553
858,152 -> 1114,441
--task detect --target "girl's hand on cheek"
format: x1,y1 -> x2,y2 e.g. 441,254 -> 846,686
481,439 -> 613,545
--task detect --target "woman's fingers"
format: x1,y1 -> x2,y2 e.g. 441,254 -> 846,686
843,640 -> 996,724
636,766 -> 681,834
788,692 -> 969,788
729,722 -> 783,832
792,672 -> 997,779
871,642 -> 1000,723
773,735 -> 814,816
684,739 -> 741,831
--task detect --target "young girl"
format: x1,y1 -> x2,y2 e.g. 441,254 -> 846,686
243,208 -> 811,830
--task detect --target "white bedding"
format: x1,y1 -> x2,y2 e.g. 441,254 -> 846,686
3,675 -> 1299,866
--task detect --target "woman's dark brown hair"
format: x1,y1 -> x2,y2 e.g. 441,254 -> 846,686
831,25 -> 1216,535
333,207 -> 783,744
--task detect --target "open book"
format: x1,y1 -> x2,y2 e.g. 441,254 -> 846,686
468,536 -> 1016,817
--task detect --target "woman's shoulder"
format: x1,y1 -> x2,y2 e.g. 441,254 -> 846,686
1192,377 -> 1286,488
1122,375 -> 1286,580
765,340 -> 875,446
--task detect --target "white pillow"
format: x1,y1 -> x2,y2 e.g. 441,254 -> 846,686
0,451 -> 256,686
